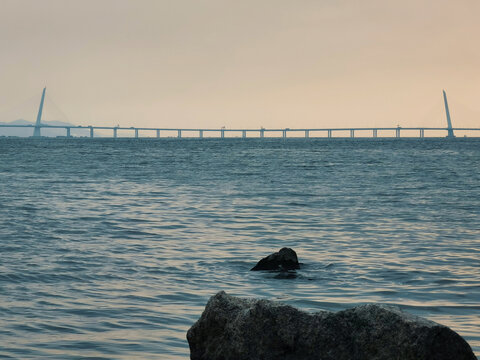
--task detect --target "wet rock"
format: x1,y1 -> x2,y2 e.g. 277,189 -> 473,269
250,247 -> 300,271
187,291 -> 476,360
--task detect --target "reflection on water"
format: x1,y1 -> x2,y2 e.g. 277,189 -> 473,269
0,138 -> 479,359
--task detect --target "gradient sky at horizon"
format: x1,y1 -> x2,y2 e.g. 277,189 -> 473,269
0,0 -> 479,129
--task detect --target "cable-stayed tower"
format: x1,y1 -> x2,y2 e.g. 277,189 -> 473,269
443,90 -> 455,139
33,87 -> 46,137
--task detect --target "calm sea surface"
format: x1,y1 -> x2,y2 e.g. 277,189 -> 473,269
0,138 -> 479,359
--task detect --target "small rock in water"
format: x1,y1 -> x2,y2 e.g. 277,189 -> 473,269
250,247 -> 300,271
187,291 -> 477,360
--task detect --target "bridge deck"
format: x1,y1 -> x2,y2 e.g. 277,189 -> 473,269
1,124 -> 479,138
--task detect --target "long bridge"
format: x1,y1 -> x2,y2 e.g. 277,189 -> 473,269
1,88 -> 478,139
2,123 -> 480,139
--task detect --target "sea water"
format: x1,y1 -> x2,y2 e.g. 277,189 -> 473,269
0,138 -> 479,359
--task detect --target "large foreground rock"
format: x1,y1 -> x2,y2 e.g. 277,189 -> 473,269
250,247 -> 300,271
187,291 -> 476,360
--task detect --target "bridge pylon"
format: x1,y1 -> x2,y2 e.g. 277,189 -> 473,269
33,87 -> 46,137
443,90 -> 455,139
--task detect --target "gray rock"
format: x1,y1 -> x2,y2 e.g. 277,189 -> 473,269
187,291 -> 476,360
250,247 -> 300,271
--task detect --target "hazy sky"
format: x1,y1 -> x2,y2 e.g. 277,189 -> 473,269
0,0 -> 479,129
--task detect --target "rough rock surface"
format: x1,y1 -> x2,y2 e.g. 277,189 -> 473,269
187,291 -> 476,360
250,247 -> 300,271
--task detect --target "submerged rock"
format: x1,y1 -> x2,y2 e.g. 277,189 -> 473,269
187,291 -> 476,360
250,247 -> 300,271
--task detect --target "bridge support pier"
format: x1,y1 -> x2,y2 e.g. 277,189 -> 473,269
199,130 -> 203,138
135,129 -> 139,138
66,128 -> 71,137
242,130 -> 246,139
420,129 -> 424,138
305,130 -> 309,138
350,129 -> 355,138
89,127 -> 94,138
328,129 -> 332,138
373,129 -> 377,138
396,128 -> 401,138
156,129 -> 160,138
177,130 -> 182,138
221,129 -> 225,138
260,129 -> 265,138
113,128 -> 118,138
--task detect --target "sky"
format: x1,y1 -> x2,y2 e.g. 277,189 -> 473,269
0,0 -> 479,130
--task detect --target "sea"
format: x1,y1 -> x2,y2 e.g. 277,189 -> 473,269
0,137 -> 479,359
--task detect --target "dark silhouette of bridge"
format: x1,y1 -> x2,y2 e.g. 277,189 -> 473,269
1,88 -> 478,139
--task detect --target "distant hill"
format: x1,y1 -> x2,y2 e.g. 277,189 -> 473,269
0,119 -> 80,137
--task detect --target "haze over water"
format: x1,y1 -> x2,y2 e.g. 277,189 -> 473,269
0,138 -> 479,359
